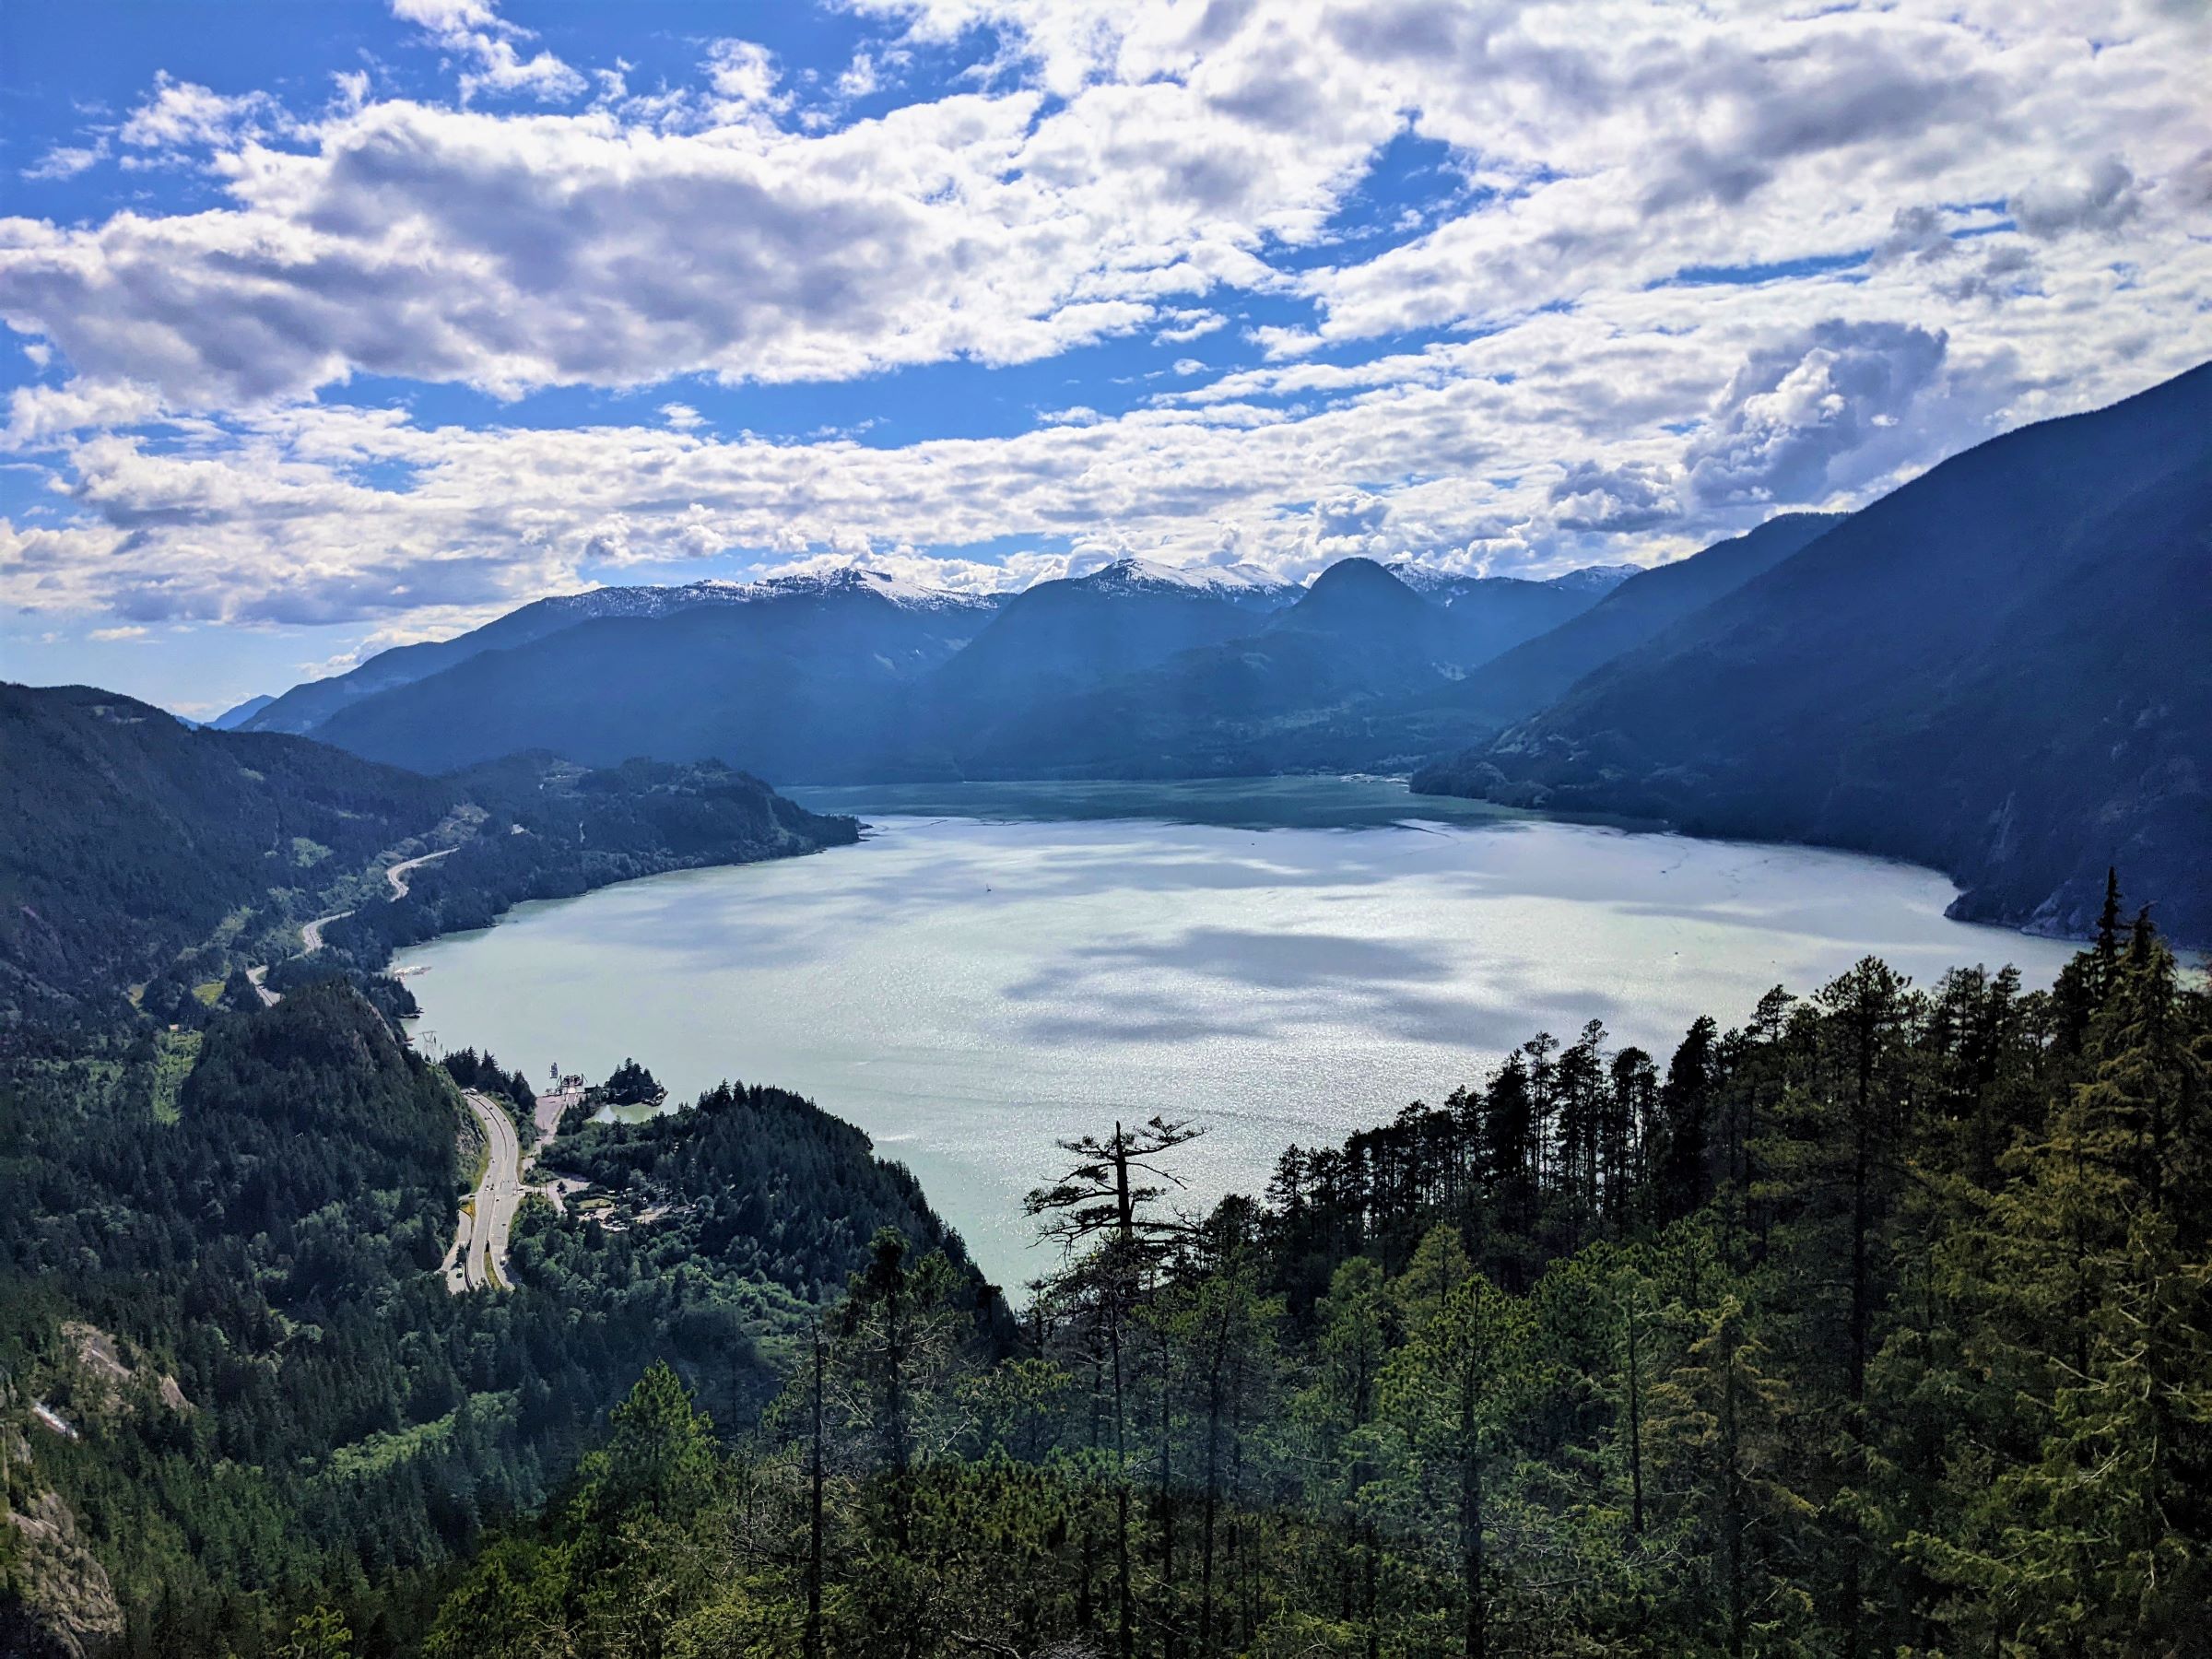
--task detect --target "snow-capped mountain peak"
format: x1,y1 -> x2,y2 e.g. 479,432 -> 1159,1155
1541,562 -> 1641,596
1384,558 -> 1642,601
748,565 -> 1000,613
1075,555 -> 1300,608
549,564 -> 1000,620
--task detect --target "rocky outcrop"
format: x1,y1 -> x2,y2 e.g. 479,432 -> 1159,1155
2,1434 -> 124,1659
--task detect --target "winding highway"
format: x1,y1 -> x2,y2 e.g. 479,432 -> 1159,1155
457,1088 -> 522,1291
258,848 -> 450,994
387,846 -> 454,899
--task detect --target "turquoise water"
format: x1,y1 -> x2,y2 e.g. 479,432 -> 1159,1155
398,781 -> 2077,1292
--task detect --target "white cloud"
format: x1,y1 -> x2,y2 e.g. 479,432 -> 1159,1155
390,0 -> 587,103
5,379 -> 165,449
21,138 -> 110,182
2011,156 -> 2144,239
703,40 -> 789,120
0,74 -> 1359,405
1686,322 -> 1948,507
120,73 -> 284,152
1548,461 -> 1681,534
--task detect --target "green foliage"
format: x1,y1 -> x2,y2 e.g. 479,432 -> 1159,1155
416,919 -> 2210,1659
1,986 -> 984,1657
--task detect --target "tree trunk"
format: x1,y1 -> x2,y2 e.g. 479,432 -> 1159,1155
1625,1296 -> 1645,1538
1459,1354 -> 1487,1659
1112,1301 -> 1135,1659
806,1328 -> 826,1659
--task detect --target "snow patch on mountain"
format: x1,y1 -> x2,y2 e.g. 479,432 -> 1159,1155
1073,556 -> 1301,606
554,564 -> 1001,620
1385,559 -> 1641,600
1543,563 -> 1641,596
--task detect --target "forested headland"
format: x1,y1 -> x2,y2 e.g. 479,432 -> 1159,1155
0,683 -> 858,1029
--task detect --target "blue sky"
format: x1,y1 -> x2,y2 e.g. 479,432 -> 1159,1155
2,0 -> 2206,715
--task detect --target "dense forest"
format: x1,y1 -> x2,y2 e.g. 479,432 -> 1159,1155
406,895 -> 2208,1659
0,987 -> 988,1658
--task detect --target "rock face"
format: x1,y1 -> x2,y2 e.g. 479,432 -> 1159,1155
59,1324 -> 190,1418
2,1436 -> 124,1659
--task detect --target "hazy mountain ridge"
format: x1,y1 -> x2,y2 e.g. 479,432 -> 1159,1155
1399,512 -> 1849,735
241,570 -> 1004,737
206,693 -> 274,730
924,557 -> 1614,780
289,553 -> 1630,783
1416,364 -> 2212,941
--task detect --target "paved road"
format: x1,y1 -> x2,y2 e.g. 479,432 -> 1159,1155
249,844 -> 451,1003
300,909 -> 353,953
458,1088 -> 522,1291
387,847 -> 454,900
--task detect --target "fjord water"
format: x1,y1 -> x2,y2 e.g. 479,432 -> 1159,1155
397,779 -> 2077,1292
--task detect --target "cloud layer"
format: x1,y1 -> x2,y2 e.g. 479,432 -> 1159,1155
4,0 -> 2208,663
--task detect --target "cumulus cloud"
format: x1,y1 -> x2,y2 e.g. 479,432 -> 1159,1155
1547,461 -> 1681,534
120,73 -> 286,152
702,40 -> 789,121
1873,206 -> 2041,306
21,139 -> 110,182
1304,488 -> 1393,559
390,0 -> 587,103
2011,157 -> 2144,240
0,65 -> 1360,406
1686,322 -> 1947,507
5,379 -> 165,448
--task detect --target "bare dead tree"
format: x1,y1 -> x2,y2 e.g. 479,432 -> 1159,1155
1027,1117 -> 1205,1659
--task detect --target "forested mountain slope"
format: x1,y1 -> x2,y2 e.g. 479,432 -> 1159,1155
0,685 -> 451,1023
1417,363 -> 2212,942
0,984 -> 996,1657
0,683 -> 856,1026
309,583 -> 981,778
0,688 -> 951,1655
935,558 -> 1614,778
920,559 -> 1277,714
241,571 -> 1000,737
1408,511 -> 1846,734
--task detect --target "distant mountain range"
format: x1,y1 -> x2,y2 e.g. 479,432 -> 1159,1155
238,567 -> 1005,737
261,551 -> 1636,782
210,363 -> 2210,940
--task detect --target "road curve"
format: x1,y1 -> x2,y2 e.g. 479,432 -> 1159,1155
388,847 -> 455,900
458,1088 -> 522,1291
300,910 -> 353,953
